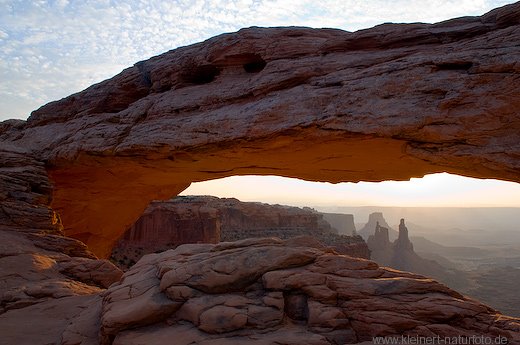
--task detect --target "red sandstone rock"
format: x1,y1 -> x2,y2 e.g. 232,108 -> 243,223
95,238 -> 520,344
0,3 -> 520,344
0,295 -> 100,345
0,143 -> 123,343
111,196 -> 369,268
110,198 -> 222,268
1,4 -> 519,257
120,199 -> 221,246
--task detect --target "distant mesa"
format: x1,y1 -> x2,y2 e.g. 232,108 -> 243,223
367,215 -> 439,271
366,214 -> 470,291
321,212 -> 357,236
365,214 -> 520,317
358,212 -> 398,240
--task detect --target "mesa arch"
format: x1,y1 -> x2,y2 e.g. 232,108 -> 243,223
4,3 -> 519,258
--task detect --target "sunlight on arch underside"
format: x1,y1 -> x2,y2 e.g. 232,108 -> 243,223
180,173 -> 520,208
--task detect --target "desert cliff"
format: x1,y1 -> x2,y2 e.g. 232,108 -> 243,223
322,213 -> 357,236
111,196 -> 369,269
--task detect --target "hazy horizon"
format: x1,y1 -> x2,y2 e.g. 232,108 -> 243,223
181,173 -> 520,239
181,173 -> 520,208
176,193 -> 520,245
315,205 -> 520,232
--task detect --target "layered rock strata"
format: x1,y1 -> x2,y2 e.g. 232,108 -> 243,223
111,198 -> 221,268
0,3 -> 520,343
111,196 -> 369,269
0,137 -> 123,344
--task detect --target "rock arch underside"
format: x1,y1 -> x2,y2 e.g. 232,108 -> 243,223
1,3 -> 520,344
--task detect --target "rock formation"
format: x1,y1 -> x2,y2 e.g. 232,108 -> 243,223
367,217 -> 420,266
110,198 -> 221,268
0,142 -> 123,343
101,238 -> 520,344
367,217 -> 469,291
394,218 -> 414,252
367,221 -> 392,252
1,2 -> 520,343
1,3 -> 519,257
322,213 -> 357,236
111,196 -> 369,268
391,219 -> 420,270
359,212 -> 398,241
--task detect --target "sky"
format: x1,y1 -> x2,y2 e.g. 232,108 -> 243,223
1,0 -> 519,208
181,173 -> 520,208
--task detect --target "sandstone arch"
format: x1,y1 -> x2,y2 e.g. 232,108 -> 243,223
4,3 -> 519,258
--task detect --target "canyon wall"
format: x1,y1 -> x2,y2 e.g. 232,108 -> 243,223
112,196 -> 369,268
322,213 -> 357,236
0,139 -> 123,343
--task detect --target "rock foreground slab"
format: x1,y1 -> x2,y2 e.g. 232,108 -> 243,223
97,237 -> 520,345
1,3 -> 519,257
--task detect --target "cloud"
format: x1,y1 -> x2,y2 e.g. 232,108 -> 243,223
0,0 -> 515,121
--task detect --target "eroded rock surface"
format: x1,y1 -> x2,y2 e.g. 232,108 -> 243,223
96,238 -> 520,344
0,139 -> 123,344
2,3 -> 519,257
